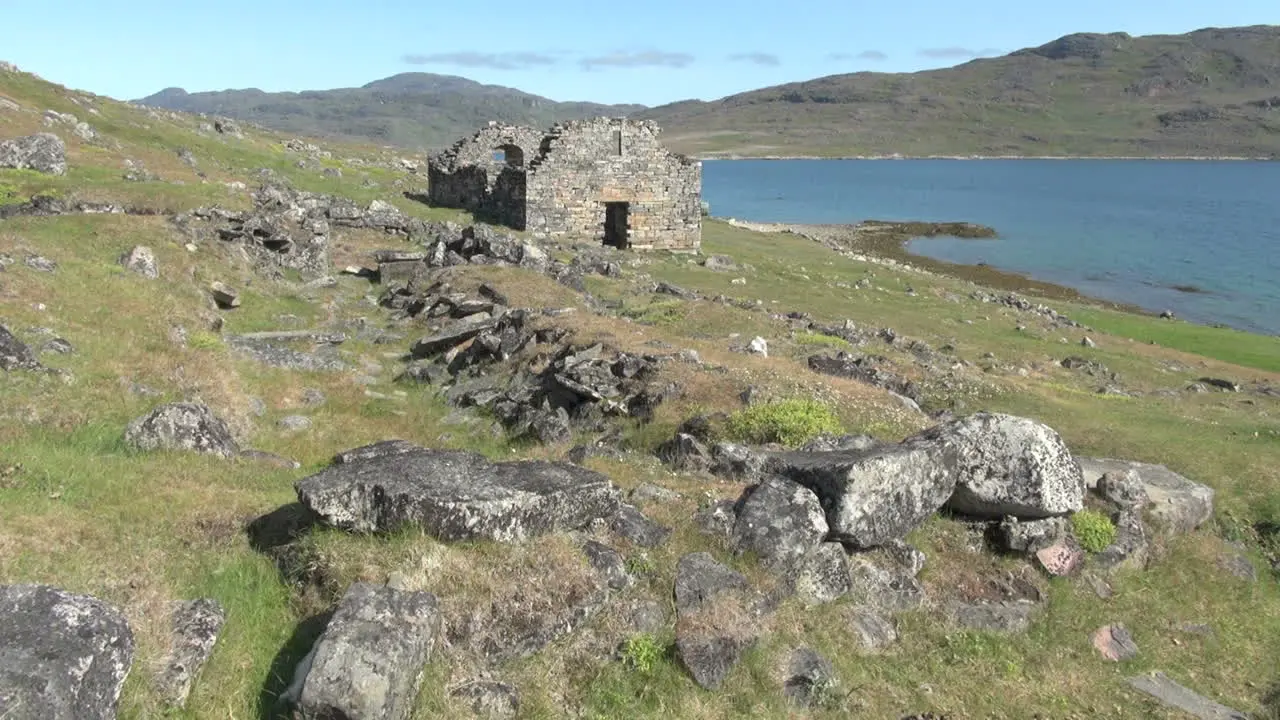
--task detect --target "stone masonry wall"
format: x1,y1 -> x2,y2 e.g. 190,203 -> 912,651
523,118 -> 701,251
427,123 -> 543,226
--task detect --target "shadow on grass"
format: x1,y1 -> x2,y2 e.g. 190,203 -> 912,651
255,610 -> 332,720
246,502 -> 319,555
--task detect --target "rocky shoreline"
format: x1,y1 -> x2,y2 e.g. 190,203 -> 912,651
724,218 -> 1150,314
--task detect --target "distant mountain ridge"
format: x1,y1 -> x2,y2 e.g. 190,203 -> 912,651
135,73 -> 645,150
136,25 -> 1280,157
640,25 -> 1280,157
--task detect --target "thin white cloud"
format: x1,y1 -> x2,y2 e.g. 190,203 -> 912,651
579,51 -> 695,70
829,50 -> 889,61
401,52 -> 557,70
917,47 -> 1003,60
729,52 -> 781,66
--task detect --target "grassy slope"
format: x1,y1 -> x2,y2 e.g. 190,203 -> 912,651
642,26 -> 1280,158
3,65 -> 1280,719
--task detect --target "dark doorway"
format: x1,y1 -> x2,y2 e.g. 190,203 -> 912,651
604,202 -> 630,248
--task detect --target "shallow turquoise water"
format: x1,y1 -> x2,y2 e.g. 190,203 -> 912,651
702,159 -> 1280,335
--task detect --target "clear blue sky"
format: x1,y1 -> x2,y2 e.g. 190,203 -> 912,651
1,1 -> 1275,106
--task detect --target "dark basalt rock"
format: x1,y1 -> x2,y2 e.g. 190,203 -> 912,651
0,584 -> 135,720
609,504 -> 672,548
731,477 -> 828,572
673,553 -> 761,690
782,647 -> 837,707
296,447 -> 622,541
807,352 -> 921,402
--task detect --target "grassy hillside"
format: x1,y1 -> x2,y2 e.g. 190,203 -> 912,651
135,72 -> 644,151
3,61 -> 1280,720
643,25 -> 1280,157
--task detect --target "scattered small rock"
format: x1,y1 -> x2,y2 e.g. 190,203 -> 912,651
119,245 -> 159,279
949,601 -> 1039,633
1126,672 -> 1248,720
209,281 -> 240,309
846,606 -> 898,651
450,680 -> 519,719
609,504 -> 672,548
277,415 -> 312,432
1035,540 -> 1084,577
24,254 -> 57,272
1091,623 -> 1139,661
782,647 -> 837,708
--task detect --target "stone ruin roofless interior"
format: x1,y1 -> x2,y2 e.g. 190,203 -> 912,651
426,117 -> 702,252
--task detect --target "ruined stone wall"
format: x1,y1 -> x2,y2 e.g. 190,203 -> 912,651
426,123 -> 542,224
523,118 -> 701,251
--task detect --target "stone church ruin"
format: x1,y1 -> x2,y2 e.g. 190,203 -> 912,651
427,118 -> 702,251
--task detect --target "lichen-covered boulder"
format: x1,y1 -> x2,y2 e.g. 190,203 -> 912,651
0,584 -> 135,720
0,132 -> 67,175
919,413 -> 1084,519
1,324 -> 42,371
155,599 -> 225,708
1079,457 -> 1214,537
296,447 -> 622,541
287,583 -> 440,720
118,246 -> 159,279
731,477 -> 828,572
123,402 -> 240,458
770,439 -> 958,549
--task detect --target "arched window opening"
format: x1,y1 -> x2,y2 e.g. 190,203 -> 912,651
493,144 -> 524,169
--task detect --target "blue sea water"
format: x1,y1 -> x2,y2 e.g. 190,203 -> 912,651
701,159 -> 1280,336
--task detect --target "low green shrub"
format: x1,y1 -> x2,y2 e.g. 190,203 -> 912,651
1071,509 -> 1118,553
621,634 -> 664,674
187,331 -> 223,351
726,399 -> 844,448
622,299 -> 686,326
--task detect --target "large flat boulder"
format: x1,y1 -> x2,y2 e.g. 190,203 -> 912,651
123,402 -> 240,458
1079,457 -> 1214,536
0,584 -> 135,720
288,583 -> 440,720
918,413 -> 1084,519
770,439 -> 957,549
296,447 -> 622,541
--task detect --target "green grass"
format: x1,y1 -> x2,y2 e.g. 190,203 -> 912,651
1071,308 -> 1280,373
